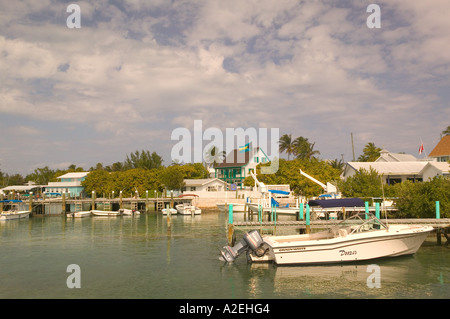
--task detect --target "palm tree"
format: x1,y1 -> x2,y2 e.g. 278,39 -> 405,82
293,136 -> 320,160
279,134 -> 295,160
204,146 -> 226,168
442,126 -> 450,136
329,158 -> 344,172
358,142 -> 381,162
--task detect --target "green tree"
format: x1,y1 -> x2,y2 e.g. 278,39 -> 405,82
358,142 -> 381,162
279,134 -> 296,160
293,137 -> 320,160
26,166 -> 56,185
160,166 -> 185,191
337,167 -> 384,198
442,125 -> 450,136
204,146 -> 226,168
124,150 -> 163,170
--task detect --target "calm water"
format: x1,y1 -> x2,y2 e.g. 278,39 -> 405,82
0,211 -> 449,299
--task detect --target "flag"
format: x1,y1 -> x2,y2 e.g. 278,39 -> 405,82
418,143 -> 424,155
239,142 -> 251,153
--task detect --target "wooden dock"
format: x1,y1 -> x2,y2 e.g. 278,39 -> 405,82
9,196 -> 191,215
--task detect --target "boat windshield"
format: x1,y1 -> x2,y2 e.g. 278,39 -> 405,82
336,212 -> 388,235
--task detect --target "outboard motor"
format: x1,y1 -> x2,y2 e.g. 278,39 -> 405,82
221,230 -> 264,262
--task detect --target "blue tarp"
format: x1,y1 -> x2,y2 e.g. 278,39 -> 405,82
0,200 -> 23,203
308,198 -> 365,208
268,189 -> 290,195
270,197 -> 289,208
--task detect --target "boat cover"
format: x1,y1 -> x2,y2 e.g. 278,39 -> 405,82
308,198 -> 365,208
268,190 -> 290,195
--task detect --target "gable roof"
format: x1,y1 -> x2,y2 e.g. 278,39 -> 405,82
183,178 -> 227,186
57,172 -> 89,179
344,161 -> 427,176
376,149 -> 417,162
214,147 -> 268,168
429,135 -> 450,157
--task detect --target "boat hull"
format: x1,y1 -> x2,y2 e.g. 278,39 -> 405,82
250,225 -> 433,265
176,204 -> 201,215
0,211 -> 31,220
91,210 -> 121,217
67,211 -> 91,218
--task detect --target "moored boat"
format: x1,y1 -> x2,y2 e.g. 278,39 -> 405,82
0,210 -> 31,221
66,211 -> 91,218
221,212 -> 433,265
119,208 -> 140,216
91,210 -> 122,217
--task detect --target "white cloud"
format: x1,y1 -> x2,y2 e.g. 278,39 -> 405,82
0,0 -> 449,173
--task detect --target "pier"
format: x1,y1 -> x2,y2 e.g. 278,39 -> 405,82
8,196 -> 192,215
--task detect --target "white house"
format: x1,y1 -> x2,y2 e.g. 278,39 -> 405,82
341,161 -> 449,184
182,178 -> 228,193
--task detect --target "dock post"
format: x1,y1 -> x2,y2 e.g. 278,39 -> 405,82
227,204 -> 235,246
299,203 -> 304,220
0,194 -> 3,212
145,190 -> 149,213
306,204 -> 310,234
375,202 -> 380,219
29,192 -> 33,214
62,192 -> 66,214
436,201 -> 440,219
365,201 -> 369,219
91,191 -> 96,210
119,191 -> 123,209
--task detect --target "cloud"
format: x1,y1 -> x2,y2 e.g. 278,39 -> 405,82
0,0 -> 449,173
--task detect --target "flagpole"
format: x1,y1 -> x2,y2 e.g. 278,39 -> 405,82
419,137 -> 428,158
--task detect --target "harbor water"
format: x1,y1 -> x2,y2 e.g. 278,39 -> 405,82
0,210 -> 449,299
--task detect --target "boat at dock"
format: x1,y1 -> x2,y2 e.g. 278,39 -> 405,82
119,209 -> 140,216
221,212 -> 433,265
91,210 -> 122,217
66,211 -> 91,218
176,194 -> 201,215
0,210 -> 31,220
0,200 -> 31,220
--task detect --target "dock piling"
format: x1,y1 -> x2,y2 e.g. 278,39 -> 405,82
227,204 -> 235,246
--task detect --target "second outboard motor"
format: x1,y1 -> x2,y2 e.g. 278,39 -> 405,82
220,230 -> 264,263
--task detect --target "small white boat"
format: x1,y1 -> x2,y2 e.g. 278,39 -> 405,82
91,210 -> 122,217
175,204 -> 201,215
0,210 -> 31,220
221,212 -> 433,265
162,208 -> 177,215
176,194 -> 201,215
66,211 -> 91,218
119,209 -> 140,216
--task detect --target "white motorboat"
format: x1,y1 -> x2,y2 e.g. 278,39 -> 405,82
0,210 -> 31,220
221,212 -> 433,265
91,210 -> 122,217
162,208 -> 177,215
175,204 -> 201,215
176,194 -> 201,215
66,211 -> 91,218
119,209 -> 140,216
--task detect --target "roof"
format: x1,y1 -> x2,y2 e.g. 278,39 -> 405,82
429,135 -> 450,157
376,150 -> 417,162
214,147 -> 264,168
422,162 -> 450,174
345,161 -> 427,175
57,172 -> 89,179
183,178 -> 227,186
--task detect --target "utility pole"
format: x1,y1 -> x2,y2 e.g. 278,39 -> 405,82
351,132 -> 356,161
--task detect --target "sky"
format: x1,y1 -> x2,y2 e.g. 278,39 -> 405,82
1,0 -> 449,175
